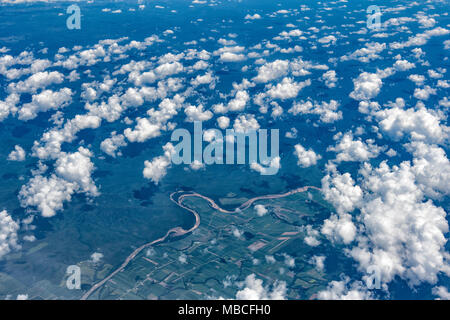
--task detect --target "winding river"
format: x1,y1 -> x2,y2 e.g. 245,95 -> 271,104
80,186 -> 319,300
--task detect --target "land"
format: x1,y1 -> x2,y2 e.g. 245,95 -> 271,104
81,186 -> 333,300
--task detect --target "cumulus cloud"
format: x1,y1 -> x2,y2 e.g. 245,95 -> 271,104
90,252 -> 104,263
19,88 -> 73,120
7,145 -> 26,161
100,132 -> 127,157
374,105 -> 447,144
432,286 -> 450,300
217,116 -> 230,129
0,210 -> 20,259
310,255 -> 326,272
233,114 -> 260,133
19,147 -> 98,217
289,100 -> 342,123
349,72 -> 383,101
253,60 -> 289,83
254,204 -> 268,217
19,174 -> 75,217
266,77 -> 311,100
124,117 -> 162,143
143,143 -> 174,185
244,14 -> 261,20
293,144 -> 321,167
321,70 -> 337,88
250,156 -> 281,176
236,274 -> 286,300
317,277 -> 373,300
185,104 -> 213,122
327,132 -> 383,163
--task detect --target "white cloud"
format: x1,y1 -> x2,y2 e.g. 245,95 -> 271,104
90,252 -> 104,263
143,143 -> 174,185
349,72 -> 383,101
432,286 -> 450,300
317,277 -> 373,300
244,14 -> 261,20
100,132 -> 127,157
253,60 -> 289,83
318,35 -> 337,45
8,71 -> 64,94
236,274 -> 286,300
0,210 -> 20,259
7,145 -> 26,161
390,27 -> 449,49
393,59 -> 415,71
19,147 -> 98,217
310,255 -> 326,272
233,114 -> 260,133
19,88 -> 73,120
413,85 -> 436,100
266,78 -> 311,100
321,70 -> 337,88
293,144 -> 321,168
289,100 -> 342,123
327,132 -> 383,163
217,116 -> 230,129
19,174 -> 75,217
220,52 -> 246,62
374,105 -> 447,144
184,104 -> 213,122
124,118 -> 162,142
254,204 -> 268,217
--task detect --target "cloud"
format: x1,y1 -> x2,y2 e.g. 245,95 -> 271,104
341,42 -> 386,63
244,14 -> 261,20
390,27 -> 449,49
0,210 -> 20,259
217,116 -> 230,129
321,70 -> 337,88
289,100 -> 342,123
7,145 -> 26,161
90,252 -> 104,263
413,85 -> 436,100
250,157 -> 281,176
220,52 -> 246,62
349,72 -> 383,101
184,104 -> 213,122
19,88 -> 73,120
374,105 -> 447,144
100,132 -> 127,157
236,274 -> 286,300
327,132 -> 383,163
293,144 -> 321,168
8,71 -> 64,94
432,286 -> 450,300
124,118 -> 162,142
310,255 -> 326,272
233,114 -> 260,133
253,60 -> 289,83
393,59 -> 415,71
19,147 -> 98,217
19,174 -> 75,217
266,77 -> 311,100
143,143 -> 174,185
254,204 -> 268,217
317,277 -> 373,300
